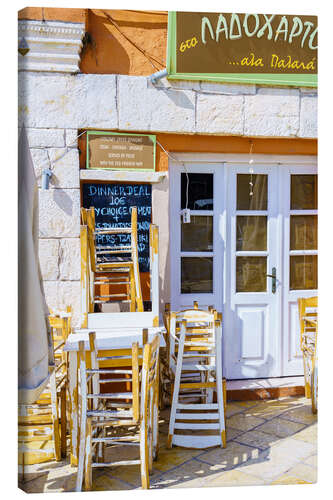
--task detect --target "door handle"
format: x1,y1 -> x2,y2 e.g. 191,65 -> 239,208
266,267 -> 277,294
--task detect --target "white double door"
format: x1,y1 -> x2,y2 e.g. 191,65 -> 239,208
170,158 -> 317,379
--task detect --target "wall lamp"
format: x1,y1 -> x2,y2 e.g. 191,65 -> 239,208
42,168 -> 53,190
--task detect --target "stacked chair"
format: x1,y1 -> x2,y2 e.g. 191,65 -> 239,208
298,296 -> 318,413
48,306 -> 72,456
76,331 -> 160,491
166,303 -> 226,449
18,307 -> 72,477
81,206 -> 143,312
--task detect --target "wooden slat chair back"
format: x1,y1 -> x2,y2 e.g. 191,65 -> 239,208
298,296 -> 318,399
18,307 -> 73,475
18,371 -> 61,478
167,308 -> 226,449
48,306 -> 73,457
81,206 -> 143,312
76,332 -> 160,491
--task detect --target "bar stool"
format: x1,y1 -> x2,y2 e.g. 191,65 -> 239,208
167,308 -> 226,449
76,332 -> 160,491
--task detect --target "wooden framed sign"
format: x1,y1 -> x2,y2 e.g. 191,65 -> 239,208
167,11 -> 317,87
87,131 -> 156,171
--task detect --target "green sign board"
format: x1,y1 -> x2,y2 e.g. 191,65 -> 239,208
167,11 -> 317,87
86,131 -> 156,172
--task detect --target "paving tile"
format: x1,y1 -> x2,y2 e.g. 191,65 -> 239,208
234,429 -> 280,450
106,465 -> 143,488
280,405 -> 317,425
240,437 -> 316,481
270,463 -> 317,485
202,469 -> 268,487
303,454 -> 317,468
241,399 -> 304,420
93,473 -> 133,491
254,417 -> 306,438
232,400 -> 260,409
293,423 -> 317,443
153,446 -> 203,472
226,426 -> 245,442
226,413 -> 266,432
225,402 -> 247,417
19,475 -> 47,493
151,458 -> 217,489
197,441 -> 260,469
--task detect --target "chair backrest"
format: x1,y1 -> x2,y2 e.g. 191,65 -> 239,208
79,332 -> 141,423
141,334 -> 160,397
298,296 -> 318,347
169,307 -> 220,373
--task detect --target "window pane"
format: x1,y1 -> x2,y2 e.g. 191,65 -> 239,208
237,174 -> 267,211
236,257 -> 267,292
237,216 -> 267,251
181,173 -> 213,210
290,255 -> 318,290
291,175 -> 317,210
290,215 -> 317,250
181,257 -> 213,293
181,216 -> 213,252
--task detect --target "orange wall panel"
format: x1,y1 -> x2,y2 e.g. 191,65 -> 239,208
80,10 -> 167,75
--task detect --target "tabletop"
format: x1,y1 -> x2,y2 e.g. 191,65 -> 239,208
63,326 -> 166,351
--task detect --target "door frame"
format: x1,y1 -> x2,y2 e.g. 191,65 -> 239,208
169,153 -> 317,379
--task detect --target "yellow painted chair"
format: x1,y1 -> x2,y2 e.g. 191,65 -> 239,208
76,332 -> 160,491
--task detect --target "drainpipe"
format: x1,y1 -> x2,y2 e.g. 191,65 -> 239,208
148,68 -> 168,84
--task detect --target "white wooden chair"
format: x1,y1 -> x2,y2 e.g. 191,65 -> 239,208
167,308 -> 226,449
76,332 -> 160,491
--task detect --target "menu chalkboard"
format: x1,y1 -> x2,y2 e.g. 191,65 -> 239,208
87,131 -> 156,171
82,183 -> 152,272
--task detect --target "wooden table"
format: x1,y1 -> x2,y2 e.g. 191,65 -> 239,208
64,326 -> 166,466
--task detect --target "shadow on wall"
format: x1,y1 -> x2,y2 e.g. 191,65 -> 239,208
80,10 -> 167,75
53,189 -> 73,216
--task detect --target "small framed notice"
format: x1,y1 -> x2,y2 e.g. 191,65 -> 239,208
87,131 -> 156,171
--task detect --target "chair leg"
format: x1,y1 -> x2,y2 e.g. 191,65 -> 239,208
75,404 -> 87,492
167,328 -> 185,449
148,387 -> 154,471
152,386 -> 159,460
84,420 -> 93,491
49,371 -> 61,461
215,323 -> 226,449
129,266 -> 136,312
60,386 -> 67,458
140,401 -> 149,489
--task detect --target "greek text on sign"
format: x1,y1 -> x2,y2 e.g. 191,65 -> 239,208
87,131 -> 156,171
167,12 -> 317,87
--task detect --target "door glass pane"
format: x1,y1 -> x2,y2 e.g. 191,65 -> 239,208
181,216 -> 213,252
236,257 -> 267,292
181,173 -> 213,210
290,215 -> 318,250
290,255 -> 318,290
291,175 -> 317,210
181,257 -> 213,293
237,216 -> 267,251
237,174 -> 267,211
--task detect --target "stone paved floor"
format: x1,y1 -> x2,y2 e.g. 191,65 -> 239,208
19,395 -> 317,492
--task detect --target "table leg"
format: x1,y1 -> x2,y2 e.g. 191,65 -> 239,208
68,351 -> 79,466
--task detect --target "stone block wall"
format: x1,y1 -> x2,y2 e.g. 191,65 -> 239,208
25,126 -> 81,326
18,71 -> 317,327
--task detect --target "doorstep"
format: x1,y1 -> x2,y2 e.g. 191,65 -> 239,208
226,376 -> 305,401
